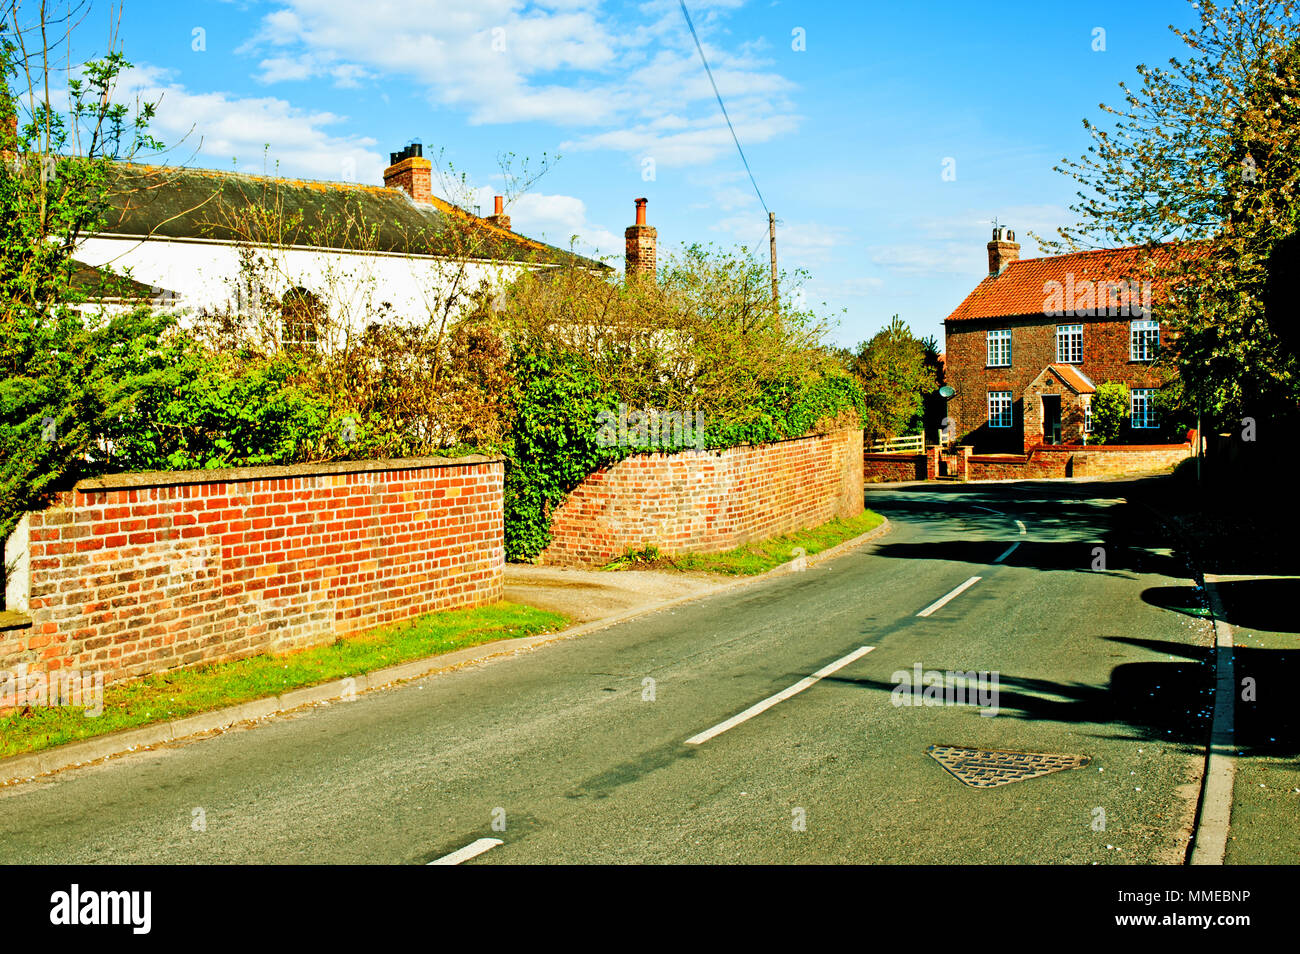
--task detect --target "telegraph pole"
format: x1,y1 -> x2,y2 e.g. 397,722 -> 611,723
769,211 -> 778,304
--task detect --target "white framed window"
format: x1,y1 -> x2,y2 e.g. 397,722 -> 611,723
988,390 -> 1014,428
1083,397 -> 1093,434
1056,324 -> 1083,363
1131,388 -> 1158,429
281,286 -> 324,352
986,329 -> 1011,367
1130,319 -> 1160,361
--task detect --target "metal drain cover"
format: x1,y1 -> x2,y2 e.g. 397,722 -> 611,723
928,745 -> 1091,788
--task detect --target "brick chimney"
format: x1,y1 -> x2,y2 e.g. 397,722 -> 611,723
625,198 -> 657,280
383,141 -> 432,204
988,224 -> 1019,277
486,194 -> 511,231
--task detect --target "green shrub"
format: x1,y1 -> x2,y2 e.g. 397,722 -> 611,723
1090,381 -> 1130,444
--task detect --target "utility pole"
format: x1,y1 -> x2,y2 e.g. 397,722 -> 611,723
769,211 -> 778,304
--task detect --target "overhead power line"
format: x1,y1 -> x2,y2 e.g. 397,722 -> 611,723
677,0 -> 769,214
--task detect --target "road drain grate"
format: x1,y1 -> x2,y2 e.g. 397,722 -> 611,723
928,745 -> 1091,788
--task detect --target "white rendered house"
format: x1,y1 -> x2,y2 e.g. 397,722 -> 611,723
72,142 -> 606,340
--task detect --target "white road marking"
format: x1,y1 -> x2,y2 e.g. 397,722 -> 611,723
685,645 -> 876,745
993,542 -> 1020,564
1015,520 -> 1027,535
916,576 -> 982,617
428,837 -> 503,865
972,505 -> 1001,514
1190,575 -> 1237,866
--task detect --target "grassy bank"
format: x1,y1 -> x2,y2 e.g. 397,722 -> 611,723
602,508 -> 885,576
0,600 -> 568,760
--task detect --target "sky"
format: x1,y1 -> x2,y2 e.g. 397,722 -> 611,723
46,0 -> 1196,346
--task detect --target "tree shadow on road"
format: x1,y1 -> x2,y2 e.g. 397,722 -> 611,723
826,634 -> 1298,759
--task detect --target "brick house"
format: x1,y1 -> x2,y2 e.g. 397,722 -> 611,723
942,226 -> 1183,454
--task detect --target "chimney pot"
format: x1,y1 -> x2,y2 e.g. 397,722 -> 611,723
486,195 -> 511,231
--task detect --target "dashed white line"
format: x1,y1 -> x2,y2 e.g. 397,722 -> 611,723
994,542 -> 1020,564
685,645 -> 876,745
428,837 -> 503,865
1015,520 -> 1027,536
916,576 -> 982,617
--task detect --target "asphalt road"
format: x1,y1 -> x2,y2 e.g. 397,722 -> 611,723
0,478 -> 1214,864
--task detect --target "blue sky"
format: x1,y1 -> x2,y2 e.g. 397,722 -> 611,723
76,0 -> 1196,346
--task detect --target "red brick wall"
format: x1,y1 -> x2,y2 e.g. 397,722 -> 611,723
3,456 -> 503,686
965,443 -> 1191,480
944,315 -> 1168,452
863,452 -> 927,482
541,428 -> 864,565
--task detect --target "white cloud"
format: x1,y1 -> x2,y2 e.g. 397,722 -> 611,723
236,0 -> 800,164
118,65 -> 384,183
868,242 -> 979,277
711,212 -> 845,267
469,185 -> 621,261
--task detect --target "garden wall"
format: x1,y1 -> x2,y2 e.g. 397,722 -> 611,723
541,428 -> 864,566
1,456 -> 503,686
966,443 -> 1192,480
863,451 -> 933,483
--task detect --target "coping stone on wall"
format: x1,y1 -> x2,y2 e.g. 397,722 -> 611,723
73,454 -> 505,493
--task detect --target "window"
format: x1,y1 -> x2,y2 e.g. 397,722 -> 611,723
1083,397 -> 1093,434
1131,388 -> 1158,429
988,390 -> 1014,428
1056,324 -> 1083,363
1130,319 -> 1160,361
986,329 -> 1011,367
281,286 -> 324,351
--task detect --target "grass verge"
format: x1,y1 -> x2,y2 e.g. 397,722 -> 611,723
0,600 -> 568,760
602,508 -> 885,576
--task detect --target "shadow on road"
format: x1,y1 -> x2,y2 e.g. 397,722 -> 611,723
828,633 -> 1297,757
1143,578 -> 1300,634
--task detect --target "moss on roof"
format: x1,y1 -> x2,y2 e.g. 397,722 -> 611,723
94,162 -> 607,270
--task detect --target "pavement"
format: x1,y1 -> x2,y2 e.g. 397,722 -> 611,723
0,478 -> 1221,864
504,564 -> 723,624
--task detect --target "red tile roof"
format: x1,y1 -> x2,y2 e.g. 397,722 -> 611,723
945,243 -> 1192,323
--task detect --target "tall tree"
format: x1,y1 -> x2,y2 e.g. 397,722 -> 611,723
1,7 -> 164,553
1051,0 -> 1300,431
848,316 -> 937,441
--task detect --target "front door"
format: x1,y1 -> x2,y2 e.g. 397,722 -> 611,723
1041,395 -> 1062,445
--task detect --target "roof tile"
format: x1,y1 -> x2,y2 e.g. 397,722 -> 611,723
945,243 -> 1193,323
